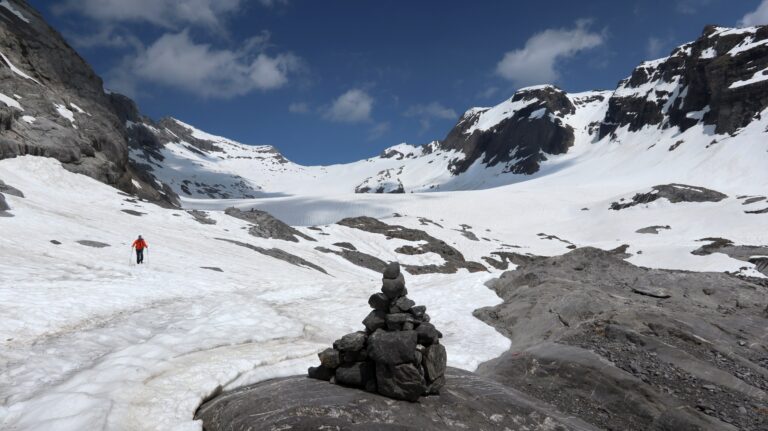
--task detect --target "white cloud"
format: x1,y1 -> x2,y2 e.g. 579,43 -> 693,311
495,20 -> 604,87
288,102 -> 309,113
477,87 -> 500,100
368,122 -> 390,140
404,102 -> 457,120
404,102 -> 458,132
676,0 -> 713,15
740,0 -> 768,26
324,89 -> 373,123
55,0 -> 244,29
111,30 -> 301,98
646,37 -> 667,59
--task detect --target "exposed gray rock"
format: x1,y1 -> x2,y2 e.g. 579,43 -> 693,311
335,361 -> 375,389
318,348 -> 341,369
214,238 -> 326,274
308,265 -> 447,402
381,273 -> 406,299
314,246 -> 387,273
76,240 -> 110,248
376,363 -> 425,402
187,210 -> 216,225
0,180 -> 23,197
367,330 -> 417,365
50,240 -> 61,245
338,217 -> 486,274
121,209 -> 145,216
0,3 -> 177,207
611,184 -> 727,210
475,247 -> 767,431
196,368 -> 599,431
636,225 -> 671,234
224,207 -> 314,242
334,332 -> 367,352
0,193 -> 9,212
692,237 -> 768,276
333,241 -> 356,250
200,266 -> 223,272
440,85 -> 578,176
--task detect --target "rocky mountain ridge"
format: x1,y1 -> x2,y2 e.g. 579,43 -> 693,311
1,0 -> 767,202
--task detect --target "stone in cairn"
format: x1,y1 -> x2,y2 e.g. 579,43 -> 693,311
308,261 -> 447,402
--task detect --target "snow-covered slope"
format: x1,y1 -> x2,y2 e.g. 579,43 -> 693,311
2,143 -> 767,429
126,26 -> 768,200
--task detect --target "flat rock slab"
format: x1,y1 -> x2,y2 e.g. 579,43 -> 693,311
200,266 -> 223,272
76,240 -> 110,248
121,209 -> 146,216
196,367 -> 598,431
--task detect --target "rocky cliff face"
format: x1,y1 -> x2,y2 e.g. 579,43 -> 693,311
437,25 -> 768,178
441,85 -> 582,175
601,25 -> 768,139
0,0 -> 177,206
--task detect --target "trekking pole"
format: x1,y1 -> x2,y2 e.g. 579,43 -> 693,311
129,248 -> 134,266
146,248 -> 150,267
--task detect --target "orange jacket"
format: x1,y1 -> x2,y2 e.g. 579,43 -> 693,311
132,239 -> 148,250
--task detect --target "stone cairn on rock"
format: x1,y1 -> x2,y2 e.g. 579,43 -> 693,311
307,262 -> 447,401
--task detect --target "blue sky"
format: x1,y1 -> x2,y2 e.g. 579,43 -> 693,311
30,0 -> 768,164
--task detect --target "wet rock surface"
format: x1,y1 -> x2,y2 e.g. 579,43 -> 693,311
610,184 -> 727,210
475,247 -> 768,431
338,216 -> 486,274
224,207 -> 314,242
307,262 -> 446,401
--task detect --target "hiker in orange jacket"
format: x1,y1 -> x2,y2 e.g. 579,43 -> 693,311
132,235 -> 148,264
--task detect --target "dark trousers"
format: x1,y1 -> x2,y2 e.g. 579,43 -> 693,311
136,248 -> 144,264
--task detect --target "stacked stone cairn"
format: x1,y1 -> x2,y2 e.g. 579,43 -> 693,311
307,262 -> 447,401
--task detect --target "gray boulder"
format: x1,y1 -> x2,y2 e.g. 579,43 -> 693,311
383,261 -> 401,279
381,273 -> 406,299
376,363 -> 426,402
362,310 -> 386,333
335,362 -> 375,389
416,322 -> 442,346
367,292 -> 389,310
318,348 -> 340,369
367,329 -> 416,365
333,332 -> 366,352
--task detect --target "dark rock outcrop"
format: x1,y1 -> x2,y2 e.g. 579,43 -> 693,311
338,216 -> 486,274
224,207 -> 314,242
215,238 -> 326,274
692,237 -> 768,276
196,368 -> 599,431
76,240 -> 110,248
0,0 -> 177,206
610,184 -> 727,210
636,225 -> 671,234
600,25 -> 768,138
475,247 -> 768,431
0,179 -> 23,197
307,262 -> 447,402
315,246 -> 387,273
441,85 -> 579,175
